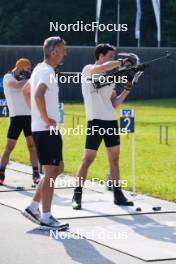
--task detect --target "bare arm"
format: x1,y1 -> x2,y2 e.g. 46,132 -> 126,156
22,81 -> 31,110
35,83 -> 56,128
7,79 -> 27,89
111,90 -> 130,108
90,61 -> 121,75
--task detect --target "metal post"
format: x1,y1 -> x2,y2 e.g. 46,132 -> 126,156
160,125 -> 162,144
72,115 -> 75,128
39,162 -> 43,174
132,132 -> 136,195
166,126 -> 168,145
77,116 -> 80,126
105,173 -> 113,191
117,0 -> 120,47
158,40 -> 160,48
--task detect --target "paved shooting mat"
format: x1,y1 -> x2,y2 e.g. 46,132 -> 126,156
0,169 -> 38,191
0,168 -> 75,192
0,188 -> 176,219
1,162 -> 176,261
7,162 -> 32,174
69,213 -> 176,261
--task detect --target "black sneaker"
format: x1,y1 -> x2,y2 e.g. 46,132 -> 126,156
32,172 -> 41,185
22,207 -> 41,224
40,215 -> 69,231
0,173 -> 5,185
114,187 -> 134,206
72,188 -> 82,210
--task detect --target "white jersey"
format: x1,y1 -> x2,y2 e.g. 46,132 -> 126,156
3,73 -> 31,117
30,62 -> 59,132
81,64 -> 117,121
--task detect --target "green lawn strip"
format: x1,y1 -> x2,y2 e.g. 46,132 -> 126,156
0,98 -> 175,201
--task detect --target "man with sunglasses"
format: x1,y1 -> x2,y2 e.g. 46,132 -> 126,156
72,43 -> 134,209
22,36 -> 69,230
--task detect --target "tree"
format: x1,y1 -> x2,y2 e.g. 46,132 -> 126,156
0,0 -> 175,47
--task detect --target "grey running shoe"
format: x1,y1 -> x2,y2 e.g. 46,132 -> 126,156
40,215 -> 69,230
22,207 -> 41,224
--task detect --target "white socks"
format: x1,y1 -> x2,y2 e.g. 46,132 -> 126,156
29,200 -> 39,213
28,201 -> 51,222
41,212 -> 52,222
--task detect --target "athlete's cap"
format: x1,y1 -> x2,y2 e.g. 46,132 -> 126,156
13,58 -> 32,71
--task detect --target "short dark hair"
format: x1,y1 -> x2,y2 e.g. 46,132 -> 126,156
95,43 -> 116,60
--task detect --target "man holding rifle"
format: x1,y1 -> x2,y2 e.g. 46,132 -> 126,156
72,43 -> 135,209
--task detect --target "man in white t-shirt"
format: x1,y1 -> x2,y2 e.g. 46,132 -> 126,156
22,36 -> 69,230
72,43 -> 134,209
0,58 -> 40,185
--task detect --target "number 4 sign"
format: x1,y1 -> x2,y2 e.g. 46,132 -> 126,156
0,99 -> 9,117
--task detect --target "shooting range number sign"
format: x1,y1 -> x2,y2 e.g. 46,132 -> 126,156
0,99 -> 9,117
120,109 -> 134,133
0,99 -> 64,124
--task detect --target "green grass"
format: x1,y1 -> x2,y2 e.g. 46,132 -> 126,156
0,98 -> 176,201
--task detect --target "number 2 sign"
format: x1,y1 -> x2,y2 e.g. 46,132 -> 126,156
120,109 -> 134,133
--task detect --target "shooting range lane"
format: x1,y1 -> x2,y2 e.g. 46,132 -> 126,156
0,169 -> 38,192
1,190 -> 175,261
0,162 -> 76,192
0,165 -> 176,262
0,186 -> 176,219
69,213 -> 176,261
0,169 -> 76,192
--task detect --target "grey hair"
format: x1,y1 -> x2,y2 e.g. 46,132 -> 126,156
43,36 -> 65,58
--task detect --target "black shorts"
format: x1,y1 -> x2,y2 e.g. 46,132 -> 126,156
85,119 -> 120,150
32,131 -> 63,166
7,116 -> 32,140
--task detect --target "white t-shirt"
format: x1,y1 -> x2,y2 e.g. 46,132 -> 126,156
30,62 -> 59,132
3,73 -> 31,117
81,64 -> 117,121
